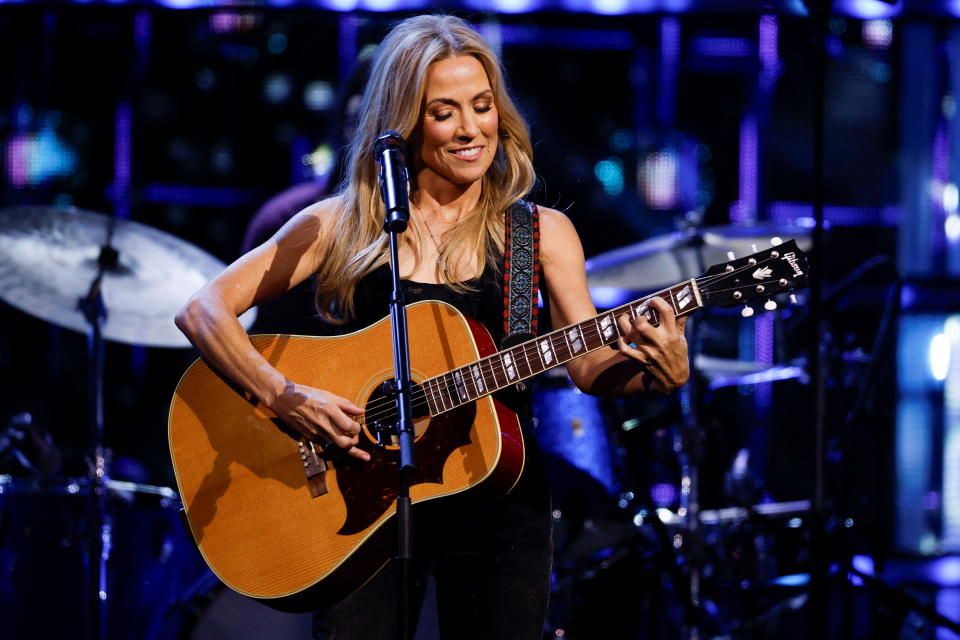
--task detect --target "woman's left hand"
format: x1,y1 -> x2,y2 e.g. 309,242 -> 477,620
615,296 -> 690,394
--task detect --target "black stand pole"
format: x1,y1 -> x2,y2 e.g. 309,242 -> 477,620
804,0 -> 831,636
379,143 -> 418,640
78,238 -> 118,640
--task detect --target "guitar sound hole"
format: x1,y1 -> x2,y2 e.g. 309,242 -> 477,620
364,379 -> 430,447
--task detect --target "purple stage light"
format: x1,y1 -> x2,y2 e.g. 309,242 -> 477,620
658,17 -> 680,128
735,114 -> 758,224
836,0 -> 902,19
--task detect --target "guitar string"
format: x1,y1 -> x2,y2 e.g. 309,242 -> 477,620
355,251 -> 802,424
357,252 -> 803,426
356,251 -> 803,425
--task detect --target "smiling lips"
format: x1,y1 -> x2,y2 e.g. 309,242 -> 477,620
449,146 -> 483,159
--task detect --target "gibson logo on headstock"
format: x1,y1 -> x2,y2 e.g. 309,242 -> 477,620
781,251 -> 804,277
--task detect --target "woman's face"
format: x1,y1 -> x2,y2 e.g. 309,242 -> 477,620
417,55 -> 499,190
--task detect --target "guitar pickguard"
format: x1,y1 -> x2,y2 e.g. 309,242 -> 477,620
334,401 -> 477,535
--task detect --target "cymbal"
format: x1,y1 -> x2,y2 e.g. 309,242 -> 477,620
585,230 -> 702,294
586,223 -> 812,295
698,222 -> 813,270
695,354 -> 808,390
0,207 -> 255,348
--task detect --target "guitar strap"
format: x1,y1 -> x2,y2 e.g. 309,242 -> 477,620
501,200 -> 540,349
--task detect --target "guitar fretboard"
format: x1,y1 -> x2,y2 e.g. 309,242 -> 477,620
421,278 -> 703,415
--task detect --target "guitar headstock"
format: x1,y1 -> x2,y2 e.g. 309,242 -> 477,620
698,239 -> 809,315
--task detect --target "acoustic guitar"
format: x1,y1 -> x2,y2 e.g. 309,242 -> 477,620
168,240 -> 809,611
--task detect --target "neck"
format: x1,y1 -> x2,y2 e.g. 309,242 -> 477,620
413,174 -> 483,222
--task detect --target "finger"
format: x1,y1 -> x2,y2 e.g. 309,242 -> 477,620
677,315 -> 689,333
331,432 -> 360,450
617,337 -> 649,365
330,409 -> 362,436
335,396 -> 364,415
647,296 -> 677,329
345,446 -> 371,462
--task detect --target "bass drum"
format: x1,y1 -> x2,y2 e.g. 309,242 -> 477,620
162,572 -> 312,640
0,475 -> 208,640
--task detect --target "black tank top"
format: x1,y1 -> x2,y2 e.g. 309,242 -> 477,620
345,260 -> 506,347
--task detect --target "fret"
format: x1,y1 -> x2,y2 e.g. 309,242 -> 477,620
452,369 -> 468,403
567,325 -> 585,356
674,281 -> 696,314
538,337 -> 556,368
427,281 -> 709,415
423,378 -> 440,415
427,377 -> 448,413
598,313 -> 618,344
439,374 -> 457,409
502,351 -> 519,382
470,364 -> 486,394
487,354 -> 509,389
513,344 -> 534,379
459,365 -> 477,401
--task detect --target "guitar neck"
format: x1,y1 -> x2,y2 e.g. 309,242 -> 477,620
422,278 -> 703,415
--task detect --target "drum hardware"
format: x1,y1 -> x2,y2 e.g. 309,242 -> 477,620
0,206 -> 255,639
0,475 -> 206,640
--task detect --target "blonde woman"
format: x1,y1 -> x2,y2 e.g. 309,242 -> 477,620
176,14 -> 689,639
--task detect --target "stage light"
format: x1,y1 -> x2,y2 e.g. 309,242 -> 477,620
263,73 -> 292,104
862,19 -> 893,49
943,183 -> 959,215
930,332 -> 950,382
304,81 -> 334,111
4,127 -> 78,188
591,0 -> 629,15
946,214 -> 960,243
491,0 -> 539,13
638,150 -> 678,209
268,33 -> 288,55
594,157 -> 624,197
303,144 -> 334,178
839,0 -> 901,19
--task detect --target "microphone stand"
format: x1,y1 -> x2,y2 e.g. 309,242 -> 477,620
379,143 -> 418,640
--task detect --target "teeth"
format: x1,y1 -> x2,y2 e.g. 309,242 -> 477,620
452,147 -> 481,158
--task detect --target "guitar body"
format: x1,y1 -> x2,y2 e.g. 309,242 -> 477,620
168,300 -> 525,611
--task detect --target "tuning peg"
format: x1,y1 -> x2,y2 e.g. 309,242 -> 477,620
764,299 -> 778,311
789,293 -> 798,305
727,251 -> 736,260
741,306 -> 755,318
771,236 -> 783,246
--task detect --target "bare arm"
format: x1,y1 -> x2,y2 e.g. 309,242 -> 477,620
175,200 -> 370,460
539,207 -> 690,396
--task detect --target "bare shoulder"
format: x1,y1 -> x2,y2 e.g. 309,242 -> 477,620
273,194 -> 344,248
536,205 -> 585,265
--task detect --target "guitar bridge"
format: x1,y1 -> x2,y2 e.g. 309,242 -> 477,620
298,438 -> 329,498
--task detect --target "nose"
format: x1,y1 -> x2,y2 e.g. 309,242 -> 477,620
457,111 -> 480,140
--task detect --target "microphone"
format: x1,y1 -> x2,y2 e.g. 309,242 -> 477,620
374,130 -> 410,232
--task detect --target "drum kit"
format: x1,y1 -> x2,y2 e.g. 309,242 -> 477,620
0,206 -> 289,639
539,222 -> 815,639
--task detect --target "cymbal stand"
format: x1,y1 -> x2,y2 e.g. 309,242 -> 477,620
77,229 -> 119,640
675,314 -> 708,640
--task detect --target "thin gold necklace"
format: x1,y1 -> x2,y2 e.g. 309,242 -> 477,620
414,206 -> 445,266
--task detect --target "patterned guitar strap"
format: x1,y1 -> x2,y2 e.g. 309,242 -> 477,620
501,200 -> 540,391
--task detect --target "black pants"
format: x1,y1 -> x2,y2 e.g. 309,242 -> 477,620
312,442 -> 553,640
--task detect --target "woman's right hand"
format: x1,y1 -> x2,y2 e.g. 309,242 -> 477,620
268,381 -> 371,462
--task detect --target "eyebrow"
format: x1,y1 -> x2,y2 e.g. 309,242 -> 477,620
426,89 -> 493,108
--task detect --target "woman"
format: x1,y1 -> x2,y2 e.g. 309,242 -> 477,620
176,14 -> 689,639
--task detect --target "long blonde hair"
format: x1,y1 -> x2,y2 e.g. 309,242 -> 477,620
314,14 -> 535,323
